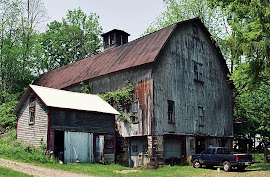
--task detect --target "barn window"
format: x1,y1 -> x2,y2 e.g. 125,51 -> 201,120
194,62 -> 203,82
198,106 -> 204,127
131,101 -> 139,123
132,145 -> 138,152
105,139 -> 113,149
168,100 -> 175,123
29,96 -> 36,124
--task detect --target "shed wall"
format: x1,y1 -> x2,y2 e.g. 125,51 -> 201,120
49,108 -> 115,155
17,93 -> 48,147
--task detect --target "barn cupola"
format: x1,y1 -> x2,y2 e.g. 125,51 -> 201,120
101,29 -> 130,51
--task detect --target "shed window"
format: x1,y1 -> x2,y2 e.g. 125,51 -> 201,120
105,139 -> 113,149
29,96 -> 36,124
198,106 -> 204,126
194,62 -> 203,82
168,100 -> 175,123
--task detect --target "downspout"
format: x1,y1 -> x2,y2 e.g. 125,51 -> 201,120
47,107 -> 51,151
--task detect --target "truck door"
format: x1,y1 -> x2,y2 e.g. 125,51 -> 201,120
210,148 -> 217,165
201,148 -> 211,165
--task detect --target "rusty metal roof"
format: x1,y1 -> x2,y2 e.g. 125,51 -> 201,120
33,18 -> 230,89
34,24 -> 177,89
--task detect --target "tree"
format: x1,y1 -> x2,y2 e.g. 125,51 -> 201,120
232,63 -> 270,161
209,0 -> 270,82
38,8 -> 102,72
0,0 -> 46,131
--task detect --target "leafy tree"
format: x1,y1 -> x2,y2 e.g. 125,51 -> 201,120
232,63 -> 270,160
0,0 -> 46,131
38,8 -> 102,72
209,0 -> 270,81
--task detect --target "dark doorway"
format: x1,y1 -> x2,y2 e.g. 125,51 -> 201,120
54,130 -> 64,161
196,138 -> 206,154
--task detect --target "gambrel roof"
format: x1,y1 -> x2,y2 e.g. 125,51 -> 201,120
33,18 -> 229,89
14,85 -> 120,115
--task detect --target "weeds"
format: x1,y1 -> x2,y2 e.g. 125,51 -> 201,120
0,129 -> 54,164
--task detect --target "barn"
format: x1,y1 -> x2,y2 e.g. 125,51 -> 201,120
19,18 -> 233,167
14,84 -> 119,163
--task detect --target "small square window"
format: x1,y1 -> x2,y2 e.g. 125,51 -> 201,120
168,100 -> 175,123
105,139 -> 113,149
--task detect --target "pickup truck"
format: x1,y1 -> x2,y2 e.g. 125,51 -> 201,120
191,147 -> 253,172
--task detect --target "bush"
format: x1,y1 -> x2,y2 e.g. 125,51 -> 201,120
0,129 -> 55,164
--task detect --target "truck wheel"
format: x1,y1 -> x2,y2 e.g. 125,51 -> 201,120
193,159 -> 201,168
223,161 -> 232,172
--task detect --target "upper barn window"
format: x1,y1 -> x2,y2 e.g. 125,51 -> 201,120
194,62 -> 203,82
168,100 -> 175,123
29,96 -> 36,124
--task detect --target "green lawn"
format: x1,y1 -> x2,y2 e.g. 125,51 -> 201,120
0,131 -> 270,177
0,166 -> 33,177
42,163 -> 218,177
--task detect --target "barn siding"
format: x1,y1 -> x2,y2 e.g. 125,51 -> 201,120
17,92 -> 48,147
153,22 -> 233,137
65,64 -> 154,138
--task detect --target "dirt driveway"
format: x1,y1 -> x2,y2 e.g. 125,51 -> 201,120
0,158 -> 93,177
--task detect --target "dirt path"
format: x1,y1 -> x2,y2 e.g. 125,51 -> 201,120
0,158 -> 94,177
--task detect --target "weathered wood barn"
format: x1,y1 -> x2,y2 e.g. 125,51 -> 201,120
30,18 -> 233,167
14,84 -> 119,163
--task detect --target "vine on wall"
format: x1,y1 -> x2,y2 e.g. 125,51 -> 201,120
81,81 -> 134,122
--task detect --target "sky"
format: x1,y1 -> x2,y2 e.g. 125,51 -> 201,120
43,0 -> 166,41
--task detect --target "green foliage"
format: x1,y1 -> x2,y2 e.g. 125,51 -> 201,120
209,0 -> 270,79
232,63 -> 270,144
80,81 -> 91,94
0,130 -> 55,164
0,92 -> 19,131
98,81 -> 134,122
38,8 -> 103,72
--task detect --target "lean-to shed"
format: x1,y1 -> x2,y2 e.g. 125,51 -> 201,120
14,84 -> 119,163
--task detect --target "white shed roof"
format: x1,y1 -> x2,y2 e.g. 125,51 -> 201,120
14,85 -> 119,115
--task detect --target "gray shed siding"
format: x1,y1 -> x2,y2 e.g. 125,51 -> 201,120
17,93 -> 48,147
49,108 -> 115,154
152,22 -> 233,137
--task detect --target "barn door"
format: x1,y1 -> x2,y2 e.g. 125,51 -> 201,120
64,131 -> 93,163
95,135 -> 104,162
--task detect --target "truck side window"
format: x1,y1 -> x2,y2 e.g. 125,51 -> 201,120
204,148 -> 211,154
212,148 -> 216,154
217,148 -> 223,154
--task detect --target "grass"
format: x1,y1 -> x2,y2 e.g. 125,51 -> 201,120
0,130 -> 270,177
0,130 -> 55,164
42,163 -> 217,177
247,162 -> 270,171
0,166 -> 33,177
